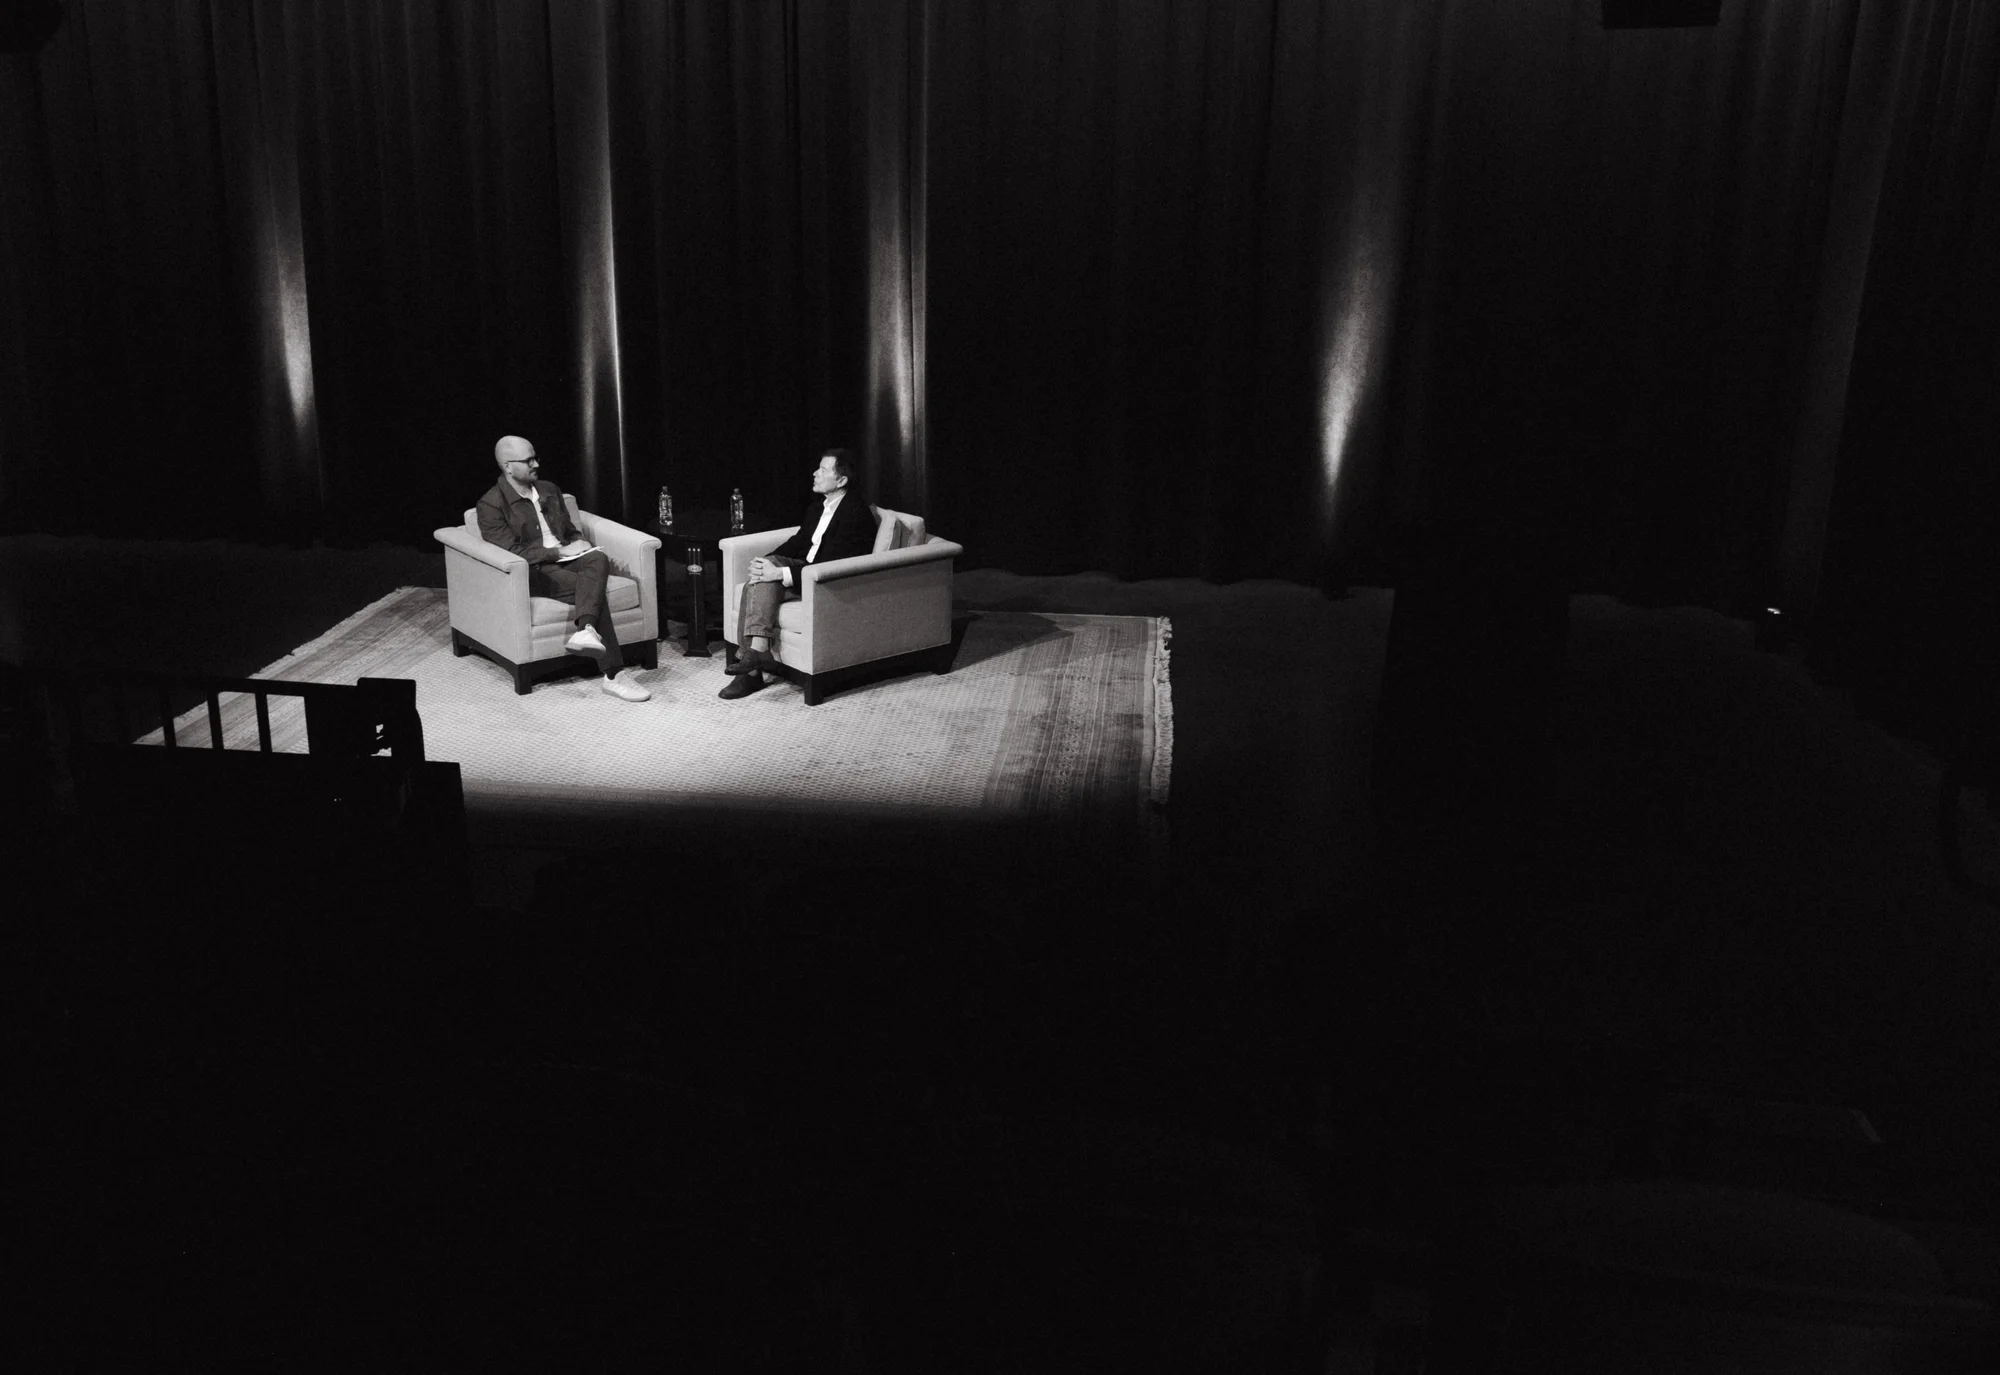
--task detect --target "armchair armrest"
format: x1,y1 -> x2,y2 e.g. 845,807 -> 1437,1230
802,538 -> 964,585
720,526 -> 799,593
436,524 -> 533,661
719,527 -> 797,644
435,525 -> 528,573
575,512 -> 660,575
577,511 -> 662,642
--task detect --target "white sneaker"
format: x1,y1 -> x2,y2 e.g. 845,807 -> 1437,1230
601,675 -> 650,702
565,625 -> 607,654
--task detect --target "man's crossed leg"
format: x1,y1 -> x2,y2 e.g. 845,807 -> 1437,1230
531,550 -> 649,702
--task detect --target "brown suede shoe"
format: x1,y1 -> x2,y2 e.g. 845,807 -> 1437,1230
717,672 -> 767,700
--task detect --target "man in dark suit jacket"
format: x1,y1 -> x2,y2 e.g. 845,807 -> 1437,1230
477,434 -> 650,702
720,448 -> 878,700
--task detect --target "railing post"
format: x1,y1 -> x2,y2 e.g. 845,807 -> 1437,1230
358,677 -> 424,763
302,687 -> 365,758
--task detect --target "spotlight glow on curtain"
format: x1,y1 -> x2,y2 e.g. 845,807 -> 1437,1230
266,211 -> 320,506
862,0 -> 929,511
553,0 -> 629,516
576,163 -> 630,512
1314,2 -> 1427,549
867,180 -> 925,509
1317,210 -> 1395,536
220,0 -> 324,528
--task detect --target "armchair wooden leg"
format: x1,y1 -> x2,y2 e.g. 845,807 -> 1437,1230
451,631 -> 471,657
512,665 -> 532,695
803,676 -> 823,706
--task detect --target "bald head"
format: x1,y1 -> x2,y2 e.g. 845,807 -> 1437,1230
494,436 -> 541,489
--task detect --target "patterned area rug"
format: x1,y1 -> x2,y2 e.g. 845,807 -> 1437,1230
140,587 -> 1172,854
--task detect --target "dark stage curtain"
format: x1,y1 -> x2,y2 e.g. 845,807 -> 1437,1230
0,3 -> 258,535
917,0 -> 1988,598
1805,0 -> 2000,759
0,2 -> 572,540
0,0 -> 899,545
1,0 -> 1995,636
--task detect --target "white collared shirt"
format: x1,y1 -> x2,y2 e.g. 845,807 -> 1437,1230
783,490 -> 845,586
509,476 -> 559,548
807,490 -> 845,561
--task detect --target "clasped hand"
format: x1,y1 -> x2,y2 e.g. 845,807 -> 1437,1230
748,557 -> 786,584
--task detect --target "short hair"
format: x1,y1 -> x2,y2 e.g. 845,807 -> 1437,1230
821,448 -> 859,489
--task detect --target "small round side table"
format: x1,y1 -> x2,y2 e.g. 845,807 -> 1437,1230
645,509 -> 759,657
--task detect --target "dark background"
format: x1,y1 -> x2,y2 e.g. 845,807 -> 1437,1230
2,0 -> 1996,747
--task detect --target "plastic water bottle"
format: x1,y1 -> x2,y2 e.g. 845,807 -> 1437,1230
729,488 -> 745,533
657,485 -> 673,528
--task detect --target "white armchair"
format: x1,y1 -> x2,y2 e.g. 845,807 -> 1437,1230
719,506 -> 962,704
434,497 -> 660,694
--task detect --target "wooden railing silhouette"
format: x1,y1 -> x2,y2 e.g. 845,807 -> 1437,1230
14,663 -> 468,909
49,669 -> 424,763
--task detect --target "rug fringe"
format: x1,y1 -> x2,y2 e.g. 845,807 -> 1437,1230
1148,617 -> 1174,854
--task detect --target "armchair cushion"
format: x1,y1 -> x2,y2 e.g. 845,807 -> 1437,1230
871,506 -> 926,553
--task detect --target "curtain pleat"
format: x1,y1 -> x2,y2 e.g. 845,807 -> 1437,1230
548,0 -> 625,516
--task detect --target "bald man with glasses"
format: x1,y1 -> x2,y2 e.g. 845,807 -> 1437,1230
477,435 -> 650,702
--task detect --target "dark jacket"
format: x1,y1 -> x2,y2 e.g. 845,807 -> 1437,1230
769,491 -> 879,569
476,477 -> 583,566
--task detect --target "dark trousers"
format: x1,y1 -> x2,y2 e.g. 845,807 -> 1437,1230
530,550 -> 626,677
